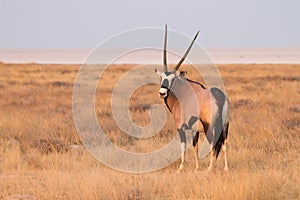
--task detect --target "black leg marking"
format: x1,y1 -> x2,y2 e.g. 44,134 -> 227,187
192,131 -> 199,147
200,120 -> 209,134
201,120 -> 213,143
177,127 -> 186,143
224,122 -> 229,139
188,116 -> 198,128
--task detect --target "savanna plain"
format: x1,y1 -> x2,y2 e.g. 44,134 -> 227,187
0,62 -> 299,199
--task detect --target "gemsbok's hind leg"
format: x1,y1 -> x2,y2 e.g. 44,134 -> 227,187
223,122 -> 229,171
223,139 -> 229,172
206,124 -> 215,172
193,131 -> 200,170
207,150 -> 215,172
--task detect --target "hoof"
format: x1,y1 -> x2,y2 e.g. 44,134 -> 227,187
179,163 -> 184,170
176,168 -> 183,173
176,164 -> 184,173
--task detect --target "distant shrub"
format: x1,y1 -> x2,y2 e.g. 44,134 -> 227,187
233,99 -> 254,109
282,119 -> 300,130
32,138 -> 69,154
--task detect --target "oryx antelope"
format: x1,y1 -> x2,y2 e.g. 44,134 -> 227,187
155,25 -> 230,171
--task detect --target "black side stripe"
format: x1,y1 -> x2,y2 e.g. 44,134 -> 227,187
164,98 -> 172,112
186,78 -> 206,89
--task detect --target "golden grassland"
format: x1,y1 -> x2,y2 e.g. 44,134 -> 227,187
0,62 -> 299,199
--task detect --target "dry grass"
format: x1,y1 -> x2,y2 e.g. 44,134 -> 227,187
0,62 -> 299,199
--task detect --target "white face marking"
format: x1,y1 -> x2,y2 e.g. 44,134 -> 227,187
159,88 -> 168,98
161,73 -> 175,83
157,72 -> 175,98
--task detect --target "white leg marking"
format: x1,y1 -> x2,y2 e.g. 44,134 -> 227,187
207,151 -> 214,172
194,143 -> 199,170
179,142 -> 186,170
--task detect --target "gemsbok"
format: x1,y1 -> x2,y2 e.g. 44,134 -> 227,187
155,25 -> 230,171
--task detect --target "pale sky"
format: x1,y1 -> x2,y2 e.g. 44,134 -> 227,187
1,0 -> 299,49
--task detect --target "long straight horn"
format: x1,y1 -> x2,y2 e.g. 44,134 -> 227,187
174,31 -> 199,71
163,24 -> 168,72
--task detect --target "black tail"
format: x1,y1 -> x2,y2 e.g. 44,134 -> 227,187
210,87 -> 229,159
214,122 -> 229,159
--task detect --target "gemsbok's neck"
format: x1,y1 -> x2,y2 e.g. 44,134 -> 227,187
164,78 -> 207,113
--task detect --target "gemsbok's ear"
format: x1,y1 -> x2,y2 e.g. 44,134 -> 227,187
155,68 -> 162,75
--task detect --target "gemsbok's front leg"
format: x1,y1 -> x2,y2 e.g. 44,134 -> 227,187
178,127 -> 186,171
193,131 -> 200,170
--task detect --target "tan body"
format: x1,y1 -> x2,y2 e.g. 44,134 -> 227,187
156,25 -> 229,172
165,80 -> 212,128
164,77 -> 229,171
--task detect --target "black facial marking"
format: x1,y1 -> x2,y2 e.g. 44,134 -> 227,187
162,79 -> 169,88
